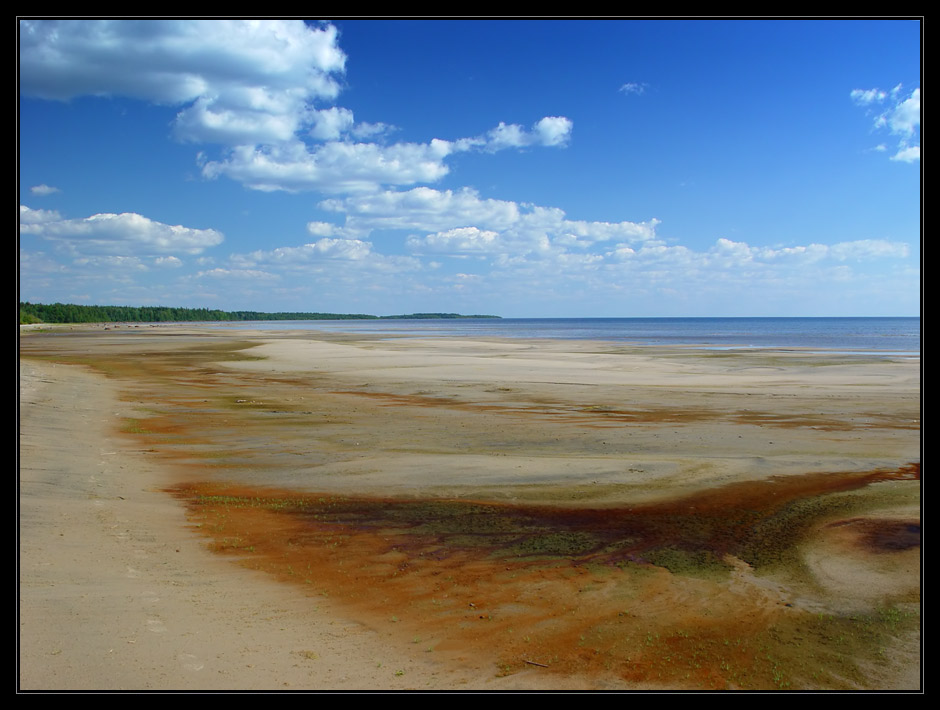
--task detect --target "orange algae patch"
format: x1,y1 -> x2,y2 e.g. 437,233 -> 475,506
168,463 -> 918,689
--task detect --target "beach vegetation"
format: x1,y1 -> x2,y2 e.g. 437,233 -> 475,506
19,306 -> 43,324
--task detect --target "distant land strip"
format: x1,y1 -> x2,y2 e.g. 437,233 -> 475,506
19,302 -> 500,325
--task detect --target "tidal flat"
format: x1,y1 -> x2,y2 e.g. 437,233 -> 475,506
19,324 -> 921,690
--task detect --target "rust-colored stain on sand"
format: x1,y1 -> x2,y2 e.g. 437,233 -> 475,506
169,463 -> 918,690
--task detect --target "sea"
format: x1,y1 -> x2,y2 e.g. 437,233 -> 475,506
213,317 -> 920,357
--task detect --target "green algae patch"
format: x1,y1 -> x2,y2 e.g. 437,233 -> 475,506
643,546 -> 734,579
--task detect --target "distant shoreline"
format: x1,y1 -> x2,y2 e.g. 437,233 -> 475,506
18,301 -> 500,325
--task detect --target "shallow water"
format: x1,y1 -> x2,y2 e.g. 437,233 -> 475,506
212,316 -> 921,354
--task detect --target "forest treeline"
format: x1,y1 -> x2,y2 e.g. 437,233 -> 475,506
19,302 -> 498,324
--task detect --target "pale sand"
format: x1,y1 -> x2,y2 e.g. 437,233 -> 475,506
18,355 -> 563,691
18,325 -> 921,690
216,331 -> 920,500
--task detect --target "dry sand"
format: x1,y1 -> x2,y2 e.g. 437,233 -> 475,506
18,349 -> 535,691
18,324 -> 921,691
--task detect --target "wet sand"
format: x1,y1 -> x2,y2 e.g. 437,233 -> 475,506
18,324 -> 921,690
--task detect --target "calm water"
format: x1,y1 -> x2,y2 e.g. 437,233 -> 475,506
215,317 -> 920,355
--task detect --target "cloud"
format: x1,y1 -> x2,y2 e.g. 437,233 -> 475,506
350,121 -> 396,140
195,267 -> 280,281
555,217 -> 662,246
20,205 -> 224,256
154,255 -> 183,268
30,184 -> 61,196
534,116 -> 573,147
72,255 -> 148,270
481,235 -> 912,297
19,19 -> 347,146
619,82 -> 647,96
230,238 -> 368,268
308,106 -> 356,140
883,87 -> 920,139
201,114 -> 573,193
481,116 -> 573,152
407,226 -> 501,253
321,187 -> 522,233
306,220 -> 364,239
323,187 -> 661,262
890,145 -> 920,163
20,205 -> 62,224
850,88 -> 887,105
172,93 -> 308,145
703,237 -> 908,265
851,84 -> 920,162
244,238 -> 376,264
228,238 -> 422,280
828,239 -> 910,261
200,137 -> 456,193
307,108 -> 396,142
21,20 -> 573,195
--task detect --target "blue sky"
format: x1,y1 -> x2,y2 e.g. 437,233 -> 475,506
19,19 -> 920,317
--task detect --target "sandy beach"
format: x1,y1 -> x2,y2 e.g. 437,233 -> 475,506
18,324 -> 921,691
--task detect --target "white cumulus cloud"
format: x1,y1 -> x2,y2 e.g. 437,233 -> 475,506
20,19 -> 347,146
201,137 -> 456,193
20,205 -> 62,224
20,205 -> 224,256
200,114 -> 573,193
482,116 -> 573,152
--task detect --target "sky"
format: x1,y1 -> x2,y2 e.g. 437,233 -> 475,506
18,19 -> 921,317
